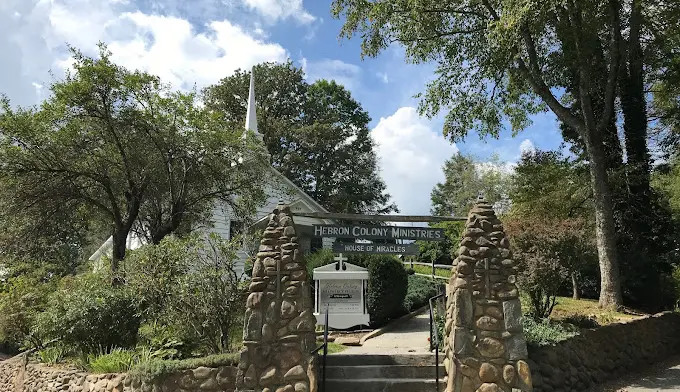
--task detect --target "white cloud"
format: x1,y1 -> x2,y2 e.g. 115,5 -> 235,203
376,72 -> 389,84
0,0 -> 289,106
371,107 -> 459,216
304,59 -> 362,90
103,13 -> 288,89
519,139 -> 536,156
241,0 -> 315,24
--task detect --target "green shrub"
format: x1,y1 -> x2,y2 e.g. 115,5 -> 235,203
123,236 -> 192,321
365,255 -> 409,327
0,274 -> 57,352
403,275 -> 441,313
37,345 -> 66,365
158,234 -> 245,355
35,273 -> 141,353
129,353 -> 238,381
125,234 -> 246,355
522,317 -> 579,348
87,348 -> 137,373
137,323 -> 193,360
434,312 -> 446,351
305,248 -> 334,281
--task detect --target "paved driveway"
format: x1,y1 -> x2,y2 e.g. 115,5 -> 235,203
336,310 -> 432,355
594,357 -> 680,392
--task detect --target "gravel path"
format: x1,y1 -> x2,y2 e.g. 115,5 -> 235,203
336,310 -> 432,355
591,356 -> 680,392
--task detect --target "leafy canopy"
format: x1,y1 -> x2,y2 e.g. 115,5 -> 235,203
0,44 -> 269,264
203,63 -> 397,214
431,153 -> 510,217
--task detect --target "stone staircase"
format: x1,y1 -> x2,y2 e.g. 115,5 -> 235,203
322,353 -> 446,392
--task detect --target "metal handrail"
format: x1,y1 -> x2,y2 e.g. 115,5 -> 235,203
429,291 -> 446,392
310,304 -> 330,392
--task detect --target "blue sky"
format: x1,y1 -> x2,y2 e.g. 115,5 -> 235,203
0,0 -> 564,215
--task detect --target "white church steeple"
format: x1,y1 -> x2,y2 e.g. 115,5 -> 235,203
244,67 -> 263,141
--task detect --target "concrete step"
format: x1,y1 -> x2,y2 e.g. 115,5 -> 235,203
325,354 -> 438,366
325,378 -> 446,392
324,364 -> 445,379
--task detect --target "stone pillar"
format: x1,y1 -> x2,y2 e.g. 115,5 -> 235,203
443,199 -> 532,392
235,203 -> 318,392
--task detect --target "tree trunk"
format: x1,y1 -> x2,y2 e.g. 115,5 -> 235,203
620,5 -> 651,246
571,272 -> 581,300
584,132 -> 623,308
621,0 -> 650,201
111,230 -> 128,285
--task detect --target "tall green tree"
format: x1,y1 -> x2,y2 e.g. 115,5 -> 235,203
431,153 -> 510,217
651,4 -> 680,159
0,45 -> 269,272
203,64 -> 397,214
508,150 -> 598,299
332,0 -> 627,307
416,221 -> 465,266
510,150 -> 591,219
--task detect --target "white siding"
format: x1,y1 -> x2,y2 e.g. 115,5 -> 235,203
203,176 -> 305,278
209,203 -> 231,240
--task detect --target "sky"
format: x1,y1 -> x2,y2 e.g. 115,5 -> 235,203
0,0 -> 565,216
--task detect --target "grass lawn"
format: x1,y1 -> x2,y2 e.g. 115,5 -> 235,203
326,342 -> 348,354
409,264 -> 452,278
520,294 -> 647,325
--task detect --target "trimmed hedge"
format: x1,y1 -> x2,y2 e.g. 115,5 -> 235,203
365,255 -> 409,327
403,275 -> 441,313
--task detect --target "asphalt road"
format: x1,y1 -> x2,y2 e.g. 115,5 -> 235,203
593,357 -> 680,392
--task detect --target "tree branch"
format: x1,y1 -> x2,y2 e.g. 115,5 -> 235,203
393,6 -> 488,19
481,0 -> 500,20
515,59 -> 584,130
391,27 -> 487,44
597,0 -> 622,132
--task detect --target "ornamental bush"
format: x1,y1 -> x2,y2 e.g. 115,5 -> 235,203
521,317 -> 579,348
35,273 -> 141,353
125,234 -> 246,355
0,273 -> 56,352
403,275 -> 441,313
365,255 -> 409,327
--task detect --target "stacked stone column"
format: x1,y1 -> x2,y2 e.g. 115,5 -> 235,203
236,204 -> 318,392
443,199 -> 532,392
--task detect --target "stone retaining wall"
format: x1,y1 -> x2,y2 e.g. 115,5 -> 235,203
0,355 -> 238,392
527,311 -> 680,392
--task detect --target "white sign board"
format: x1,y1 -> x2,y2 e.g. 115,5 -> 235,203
313,258 -> 370,329
320,279 -> 363,314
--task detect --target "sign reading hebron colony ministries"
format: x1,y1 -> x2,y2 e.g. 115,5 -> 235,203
313,224 -> 445,241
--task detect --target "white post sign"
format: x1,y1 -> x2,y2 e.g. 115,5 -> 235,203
313,254 -> 370,329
